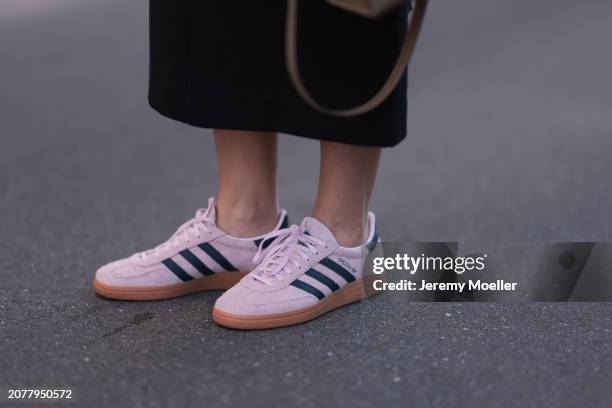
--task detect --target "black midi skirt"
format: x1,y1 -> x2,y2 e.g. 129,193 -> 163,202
149,1 -> 409,147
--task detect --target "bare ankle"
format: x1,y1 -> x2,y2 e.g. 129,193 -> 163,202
312,212 -> 367,247
216,198 -> 279,238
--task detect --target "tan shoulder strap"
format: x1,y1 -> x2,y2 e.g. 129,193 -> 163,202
286,0 -> 428,117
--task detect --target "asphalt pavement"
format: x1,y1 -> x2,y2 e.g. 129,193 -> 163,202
1,1 -> 612,407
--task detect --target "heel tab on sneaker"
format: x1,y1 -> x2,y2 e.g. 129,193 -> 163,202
365,212 -> 379,250
278,210 -> 290,229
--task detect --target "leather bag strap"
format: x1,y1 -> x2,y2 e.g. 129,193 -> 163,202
286,0 -> 428,117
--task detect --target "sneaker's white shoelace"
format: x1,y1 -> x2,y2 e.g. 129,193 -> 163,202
138,205 -> 215,260
252,225 -> 326,285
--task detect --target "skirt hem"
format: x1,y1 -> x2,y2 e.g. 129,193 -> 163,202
148,80 -> 407,148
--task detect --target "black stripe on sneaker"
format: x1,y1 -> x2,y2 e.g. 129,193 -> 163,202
319,257 -> 356,283
281,214 -> 289,228
198,242 -> 237,272
290,279 -> 325,300
162,258 -> 194,282
180,249 -> 214,276
305,268 -> 340,292
365,231 -> 379,251
253,236 -> 276,250
253,214 -> 289,248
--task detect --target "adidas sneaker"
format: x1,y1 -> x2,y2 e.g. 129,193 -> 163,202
93,197 -> 289,300
213,214 -> 380,329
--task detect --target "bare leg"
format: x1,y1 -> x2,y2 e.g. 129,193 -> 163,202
214,129 -> 279,237
313,141 -> 381,247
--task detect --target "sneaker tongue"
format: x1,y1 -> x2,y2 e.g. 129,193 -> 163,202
300,217 -> 337,243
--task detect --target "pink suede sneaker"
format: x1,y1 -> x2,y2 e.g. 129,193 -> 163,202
93,198 -> 289,300
212,214 -> 380,329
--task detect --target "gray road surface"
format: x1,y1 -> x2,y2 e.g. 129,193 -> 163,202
1,1 -> 612,407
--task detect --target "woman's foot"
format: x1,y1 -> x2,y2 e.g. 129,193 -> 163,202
212,214 -> 379,329
93,197 -> 289,301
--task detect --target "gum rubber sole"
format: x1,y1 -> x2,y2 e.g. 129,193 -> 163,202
93,272 -> 248,301
212,276 -> 381,330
